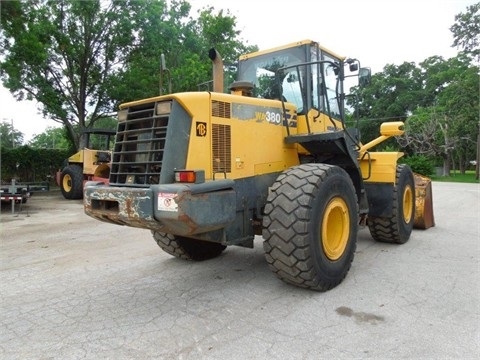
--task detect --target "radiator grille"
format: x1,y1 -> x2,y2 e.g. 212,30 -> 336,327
109,102 -> 170,187
211,100 -> 231,118
212,124 -> 231,173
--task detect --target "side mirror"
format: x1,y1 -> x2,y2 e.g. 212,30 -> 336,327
358,67 -> 371,87
380,121 -> 405,136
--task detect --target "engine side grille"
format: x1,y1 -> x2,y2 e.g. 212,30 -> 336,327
211,100 -> 231,119
212,124 -> 231,174
110,102 -> 169,187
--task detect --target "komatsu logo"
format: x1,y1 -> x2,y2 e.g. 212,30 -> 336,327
232,103 -> 296,127
254,111 -> 282,124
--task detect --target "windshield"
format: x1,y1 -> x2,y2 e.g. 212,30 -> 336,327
237,43 -> 342,116
237,46 -> 307,105
314,53 -> 341,117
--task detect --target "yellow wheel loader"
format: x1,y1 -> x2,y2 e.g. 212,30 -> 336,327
84,40 -> 434,291
56,128 -> 115,199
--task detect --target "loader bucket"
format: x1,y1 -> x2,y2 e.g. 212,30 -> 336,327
413,174 -> 435,229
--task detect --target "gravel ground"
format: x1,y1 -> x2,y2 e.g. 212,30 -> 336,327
1,182 -> 479,360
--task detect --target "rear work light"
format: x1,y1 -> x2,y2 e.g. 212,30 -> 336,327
117,109 -> 128,122
174,170 -> 205,184
156,101 -> 171,116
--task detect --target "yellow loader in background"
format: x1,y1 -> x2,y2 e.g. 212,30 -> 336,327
56,128 -> 115,199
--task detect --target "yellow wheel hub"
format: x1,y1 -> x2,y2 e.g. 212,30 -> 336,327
63,174 -> 72,192
321,197 -> 350,261
402,185 -> 413,223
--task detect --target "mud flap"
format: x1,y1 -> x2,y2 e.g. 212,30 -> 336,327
414,174 -> 435,229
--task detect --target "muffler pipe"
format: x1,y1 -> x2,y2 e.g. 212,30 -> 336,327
208,48 -> 224,93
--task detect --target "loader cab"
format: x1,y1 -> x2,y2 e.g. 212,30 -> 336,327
84,128 -> 116,151
236,40 -> 369,124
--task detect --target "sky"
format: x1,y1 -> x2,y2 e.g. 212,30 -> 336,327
0,0 -> 476,142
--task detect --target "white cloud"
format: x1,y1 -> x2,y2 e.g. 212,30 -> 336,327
190,0 -> 472,72
0,87 -> 59,142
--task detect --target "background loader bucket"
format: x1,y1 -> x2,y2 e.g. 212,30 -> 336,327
414,174 -> 435,229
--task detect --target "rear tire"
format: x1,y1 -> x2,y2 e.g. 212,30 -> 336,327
60,165 -> 84,200
368,164 -> 415,244
262,164 -> 358,291
152,232 -> 226,261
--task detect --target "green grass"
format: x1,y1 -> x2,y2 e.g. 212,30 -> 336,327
430,170 -> 479,183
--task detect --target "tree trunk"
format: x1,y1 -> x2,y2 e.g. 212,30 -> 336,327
476,132 -> 479,180
449,152 -> 455,175
458,153 -> 466,175
78,132 -> 88,149
442,156 -> 450,176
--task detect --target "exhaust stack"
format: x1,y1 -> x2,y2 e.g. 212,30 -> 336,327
208,48 -> 224,93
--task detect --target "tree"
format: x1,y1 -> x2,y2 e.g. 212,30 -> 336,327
0,121 -> 24,148
438,62 -> 479,174
1,0 -> 136,150
106,0 -> 194,103
1,0 -> 256,151
351,2 -> 479,176
450,1 -> 480,179
194,7 -> 257,90
397,56 -> 478,175
350,61 -> 423,146
28,127 -> 71,150
450,2 -> 480,64
108,2 -> 257,104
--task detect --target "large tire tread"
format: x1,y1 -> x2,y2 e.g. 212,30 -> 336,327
368,164 -> 415,244
262,164 -> 358,291
152,232 -> 226,261
60,165 -> 84,200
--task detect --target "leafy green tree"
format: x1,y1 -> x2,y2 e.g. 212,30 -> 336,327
397,2 -> 480,175
397,56 -> 478,174
28,114 -> 116,151
0,121 -> 24,148
108,2 -> 257,105
437,60 -> 479,173
106,0 -> 192,102
351,2 -> 479,177
450,1 -> 480,179
1,0 -> 136,150
418,55 -> 453,106
194,7 -> 257,90
28,127 -> 71,149
351,61 -> 423,146
450,2 -> 480,64
399,106 -> 453,172
88,116 -> 117,130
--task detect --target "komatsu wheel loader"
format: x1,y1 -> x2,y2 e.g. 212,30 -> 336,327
84,40 -> 433,291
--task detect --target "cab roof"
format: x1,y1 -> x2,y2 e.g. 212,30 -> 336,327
239,39 -> 346,61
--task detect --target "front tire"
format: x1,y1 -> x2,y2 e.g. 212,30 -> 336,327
60,165 -> 84,200
368,164 -> 415,244
152,232 -> 226,261
262,164 -> 358,291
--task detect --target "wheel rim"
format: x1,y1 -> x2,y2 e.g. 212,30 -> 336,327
321,197 -> 350,261
62,174 -> 72,192
402,185 -> 413,223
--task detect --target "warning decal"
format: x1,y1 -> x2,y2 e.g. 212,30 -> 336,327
158,193 -> 178,212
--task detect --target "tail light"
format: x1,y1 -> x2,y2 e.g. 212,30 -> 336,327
174,170 -> 205,184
